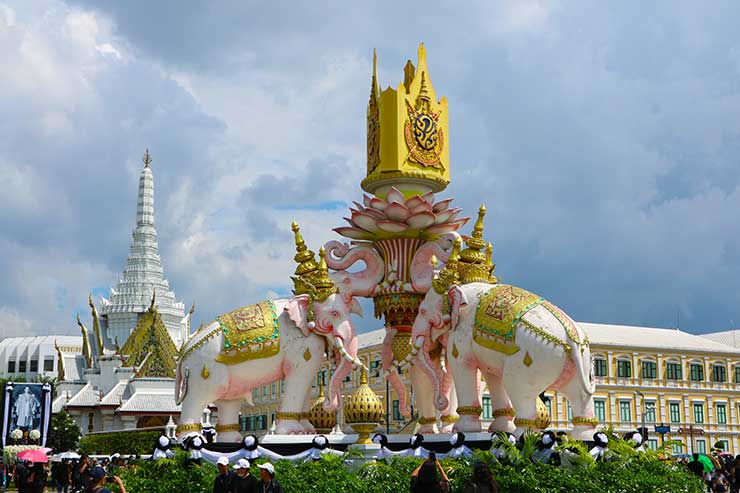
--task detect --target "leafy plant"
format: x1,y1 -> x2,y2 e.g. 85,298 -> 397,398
78,430 -> 161,455
47,410 -> 81,453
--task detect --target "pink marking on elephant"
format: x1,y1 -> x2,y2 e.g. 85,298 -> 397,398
549,358 -> 576,390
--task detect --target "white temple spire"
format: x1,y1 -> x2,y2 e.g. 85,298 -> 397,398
100,150 -> 186,348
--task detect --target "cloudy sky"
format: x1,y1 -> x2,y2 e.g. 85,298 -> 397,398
2,0 -> 740,338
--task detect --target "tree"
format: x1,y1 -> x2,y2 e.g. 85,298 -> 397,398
47,410 -> 81,452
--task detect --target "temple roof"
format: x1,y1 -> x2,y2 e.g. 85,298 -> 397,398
120,303 -> 178,378
65,383 -> 101,408
117,391 -> 180,414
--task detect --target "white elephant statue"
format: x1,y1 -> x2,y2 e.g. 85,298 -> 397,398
324,232 -> 460,433
175,224 -> 364,441
409,238 -> 597,440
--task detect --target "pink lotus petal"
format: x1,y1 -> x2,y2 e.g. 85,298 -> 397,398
343,217 -> 354,226
432,198 -> 453,213
421,191 -> 435,204
405,196 -> 425,209
410,202 -> 433,214
353,201 -> 365,212
385,202 -> 411,222
434,207 -> 462,224
362,208 -> 386,220
386,187 -> 405,204
377,221 -> 409,233
450,217 -> 470,229
363,195 -> 373,207
407,211 -> 436,229
369,197 -> 388,211
334,227 -> 376,240
425,223 -> 459,235
351,211 -> 381,232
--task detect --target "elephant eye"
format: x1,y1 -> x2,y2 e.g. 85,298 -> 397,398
331,310 -> 340,318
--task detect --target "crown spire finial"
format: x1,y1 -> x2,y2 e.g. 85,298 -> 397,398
142,148 -> 152,168
459,205 -> 490,283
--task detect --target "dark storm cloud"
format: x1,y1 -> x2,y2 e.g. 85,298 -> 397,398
2,0 -> 740,336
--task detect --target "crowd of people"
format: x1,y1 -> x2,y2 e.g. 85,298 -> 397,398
684,452 -> 740,492
410,452 -> 498,493
1,454 -> 128,493
213,457 -> 283,493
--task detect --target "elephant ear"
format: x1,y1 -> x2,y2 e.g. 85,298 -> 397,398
285,294 -> 311,336
447,285 -> 469,330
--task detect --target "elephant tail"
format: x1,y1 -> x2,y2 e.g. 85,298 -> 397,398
569,339 -> 594,397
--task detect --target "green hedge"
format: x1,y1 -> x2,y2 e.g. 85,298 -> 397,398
117,446 -> 704,493
78,430 -> 162,456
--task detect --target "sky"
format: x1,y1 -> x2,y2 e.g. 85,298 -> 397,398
2,0 -> 740,338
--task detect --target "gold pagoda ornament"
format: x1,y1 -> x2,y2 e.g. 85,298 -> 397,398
459,205 -> 492,284
344,366 -> 384,444
308,384 -> 336,434
361,43 -> 450,198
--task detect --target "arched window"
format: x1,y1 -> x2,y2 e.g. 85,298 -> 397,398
616,356 -> 632,378
665,359 -> 682,380
640,358 -> 657,379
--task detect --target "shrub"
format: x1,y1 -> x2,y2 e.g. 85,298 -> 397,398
78,430 -> 162,456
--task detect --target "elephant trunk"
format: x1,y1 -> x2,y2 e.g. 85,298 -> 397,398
385,366 -> 410,417
410,232 -> 460,293
325,242 -> 384,297
413,335 -> 449,411
325,336 -> 359,412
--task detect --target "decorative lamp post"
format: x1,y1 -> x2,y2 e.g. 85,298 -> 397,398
165,416 -> 177,439
344,367 -> 384,444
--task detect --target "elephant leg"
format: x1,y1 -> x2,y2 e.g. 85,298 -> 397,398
503,354 -> 549,438
177,392 -> 212,441
299,386 -> 316,435
439,379 -> 459,433
448,355 -> 482,432
214,399 -> 243,442
276,364 -> 314,435
483,372 -> 515,434
559,372 -> 597,441
410,365 -> 438,434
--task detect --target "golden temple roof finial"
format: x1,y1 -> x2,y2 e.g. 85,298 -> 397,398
54,340 -> 66,381
486,241 -> 497,283
77,313 -> 93,368
459,205 -> 490,284
291,223 -> 337,302
371,48 -> 379,100
142,148 -> 152,168
89,292 -> 104,354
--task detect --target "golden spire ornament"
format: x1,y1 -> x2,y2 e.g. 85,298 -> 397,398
432,236 -> 461,294
291,222 -> 337,302
344,366 -> 384,444
459,205 -> 490,284
142,148 -> 152,168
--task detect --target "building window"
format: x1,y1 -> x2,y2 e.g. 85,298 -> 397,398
482,396 -> 492,419
371,359 -> 381,377
717,440 -> 729,451
644,401 -> 656,423
240,416 -> 248,432
593,358 -> 607,377
262,386 -> 268,399
619,401 -> 631,423
666,362 -> 681,380
594,400 -> 606,422
252,388 -> 258,402
544,397 -> 552,418
29,359 -> 38,372
87,413 -> 94,433
19,360 -> 27,373
696,439 -> 706,454
43,357 -> 54,372
392,400 -> 400,421
717,403 -> 727,424
669,402 -> 681,423
617,360 -> 631,378
280,379 -> 285,394
647,439 -> 659,451
566,401 -> 573,421
7,361 -> 15,373
712,364 -> 727,383
641,361 -> 656,379
689,363 -> 704,382
735,367 -> 740,384
671,441 -> 683,454
693,403 -> 704,423
271,382 -> 276,399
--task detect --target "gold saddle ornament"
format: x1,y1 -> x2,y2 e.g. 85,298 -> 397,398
215,300 -> 280,365
473,284 -> 543,355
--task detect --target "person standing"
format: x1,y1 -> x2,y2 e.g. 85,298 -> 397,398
84,466 -> 126,493
14,459 -> 29,493
410,452 -> 449,493
256,463 -> 283,493
230,459 -> 258,493
212,457 -> 232,493
463,462 -> 498,493
52,459 -> 71,493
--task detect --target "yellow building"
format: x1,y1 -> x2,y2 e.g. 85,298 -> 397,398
240,322 -> 740,455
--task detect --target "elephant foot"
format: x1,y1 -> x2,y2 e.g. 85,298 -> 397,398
417,424 -> 438,434
439,415 -> 459,433
489,417 -> 515,434
300,420 -> 316,435
453,415 -> 482,433
275,420 -> 304,435
217,431 -> 242,443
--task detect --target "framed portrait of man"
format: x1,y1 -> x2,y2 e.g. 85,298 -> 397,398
2,382 -> 52,447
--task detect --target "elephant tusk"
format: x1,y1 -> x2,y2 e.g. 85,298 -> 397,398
414,336 -> 424,348
334,336 -> 345,349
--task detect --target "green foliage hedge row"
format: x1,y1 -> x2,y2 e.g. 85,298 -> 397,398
78,430 -> 161,456
117,447 -> 704,493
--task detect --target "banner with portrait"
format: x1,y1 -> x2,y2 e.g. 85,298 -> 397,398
2,382 -> 52,447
